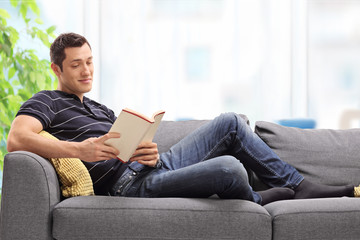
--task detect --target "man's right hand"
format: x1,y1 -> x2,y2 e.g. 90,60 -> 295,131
77,132 -> 121,162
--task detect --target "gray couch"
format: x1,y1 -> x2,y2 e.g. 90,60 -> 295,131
1,116 -> 360,240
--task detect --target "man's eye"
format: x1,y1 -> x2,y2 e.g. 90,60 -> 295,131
87,61 -> 93,65
72,65 -> 79,68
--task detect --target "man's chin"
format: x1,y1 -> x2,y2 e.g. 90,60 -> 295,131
82,85 -> 93,93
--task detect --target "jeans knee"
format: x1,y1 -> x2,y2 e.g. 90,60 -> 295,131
217,112 -> 247,130
217,156 -> 248,182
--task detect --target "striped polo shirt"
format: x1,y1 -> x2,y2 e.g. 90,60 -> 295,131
16,90 -> 127,195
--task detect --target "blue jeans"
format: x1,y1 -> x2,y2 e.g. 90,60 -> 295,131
116,113 -> 304,204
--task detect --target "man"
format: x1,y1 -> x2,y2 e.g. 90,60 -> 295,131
7,33 -> 355,205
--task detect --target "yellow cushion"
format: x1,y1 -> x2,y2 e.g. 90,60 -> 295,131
355,185 -> 360,198
39,131 -> 94,197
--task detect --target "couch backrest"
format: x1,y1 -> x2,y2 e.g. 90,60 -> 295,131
154,120 -> 209,154
154,114 -> 250,154
255,121 -> 360,187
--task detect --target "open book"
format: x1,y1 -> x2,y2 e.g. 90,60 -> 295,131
104,108 -> 165,163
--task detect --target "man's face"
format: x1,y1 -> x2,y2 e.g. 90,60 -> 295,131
53,43 -> 93,101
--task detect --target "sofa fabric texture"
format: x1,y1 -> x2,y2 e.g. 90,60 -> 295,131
265,197 -> 360,240
1,115 -> 359,240
53,196 -> 271,240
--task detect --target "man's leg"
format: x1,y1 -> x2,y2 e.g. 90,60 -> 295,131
131,156 -> 294,205
161,112 -> 303,189
160,113 -> 354,199
138,156 -> 255,199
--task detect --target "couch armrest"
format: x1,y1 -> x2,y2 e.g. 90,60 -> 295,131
0,151 -> 61,240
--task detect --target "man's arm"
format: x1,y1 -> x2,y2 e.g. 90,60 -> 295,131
7,115 -> 120,162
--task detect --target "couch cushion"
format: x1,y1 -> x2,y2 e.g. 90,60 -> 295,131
255,121 -> 360,186
265,198 -> 360,240
53,196 -> 271,240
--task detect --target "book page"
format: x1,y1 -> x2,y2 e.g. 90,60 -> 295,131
142,111 -> 165,142
105,110 -> 151,162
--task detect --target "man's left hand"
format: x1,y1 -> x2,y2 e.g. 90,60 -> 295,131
130,142 -> 159,167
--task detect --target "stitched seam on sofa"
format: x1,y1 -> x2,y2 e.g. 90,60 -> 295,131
53,236 -> 248,239
272,210 -> 360,220
53,207 -> 271,216
125,236 -> 251,239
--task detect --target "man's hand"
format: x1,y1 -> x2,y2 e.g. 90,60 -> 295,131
130,142 -> 159,167
77,132 -> 121,162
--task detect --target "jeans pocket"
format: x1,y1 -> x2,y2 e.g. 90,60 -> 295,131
112,172 -> 135,196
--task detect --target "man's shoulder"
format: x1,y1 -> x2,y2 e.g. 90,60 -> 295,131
33,90 -> 75,101
21,90 -> 79,113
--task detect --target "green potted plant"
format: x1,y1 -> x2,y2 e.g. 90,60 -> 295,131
0,0 -> 57,197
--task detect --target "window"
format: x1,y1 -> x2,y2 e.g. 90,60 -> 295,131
29,0 -> 360,128
308,0 -> 360,128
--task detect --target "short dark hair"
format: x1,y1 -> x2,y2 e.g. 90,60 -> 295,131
50,32 -> 91,71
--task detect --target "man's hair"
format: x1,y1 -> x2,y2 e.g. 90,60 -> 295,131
50,32 -> 91,71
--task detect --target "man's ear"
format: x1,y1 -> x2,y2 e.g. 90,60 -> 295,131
51,63 -> 61,77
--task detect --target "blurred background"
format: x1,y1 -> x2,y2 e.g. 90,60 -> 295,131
3,0 -> 360,129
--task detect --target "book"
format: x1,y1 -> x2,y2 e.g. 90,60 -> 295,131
104,108 -> 165,163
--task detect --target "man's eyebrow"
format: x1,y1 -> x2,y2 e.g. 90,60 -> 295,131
70,56 -> 93,62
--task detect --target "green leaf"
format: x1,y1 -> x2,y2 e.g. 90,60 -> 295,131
10,0 -> 19,8
8,67 -> 16,79
0,80 -> 12,92
0,103 -> 11,126
12,80 -> 20,86
20,3 -> 28,20
7,94 -> 23,109
7,27 -> 19,46
18,89 -> 32,100
36,72 -> 46,89
1,0 -> 57,171
1,33 -> 13,56
0,150 -> 5,171
28,1 -> 40,16
0,9 -> 11,19
29,71 -> 36,83
37,30 -> 49,47
1,43 -> 12,57
34,18 -> 43,25
0,16 -> 7,26
14,60 -> 24,74
46,25 -> 56,34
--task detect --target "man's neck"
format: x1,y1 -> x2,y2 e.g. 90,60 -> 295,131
56,88 -> 84,102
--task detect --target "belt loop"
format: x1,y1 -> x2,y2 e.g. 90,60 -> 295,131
128,161 -> 146,172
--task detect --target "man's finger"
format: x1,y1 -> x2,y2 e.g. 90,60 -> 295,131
99,132 -> 121,143
137,142 -> 157,148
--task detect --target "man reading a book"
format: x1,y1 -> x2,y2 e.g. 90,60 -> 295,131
7,32 -> 356,205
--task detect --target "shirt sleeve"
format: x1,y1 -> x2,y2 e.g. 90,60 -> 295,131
16,91 -> 55,129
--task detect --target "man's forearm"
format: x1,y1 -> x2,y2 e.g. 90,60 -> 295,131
7,130 -> 80,159
7,115 -> 120,162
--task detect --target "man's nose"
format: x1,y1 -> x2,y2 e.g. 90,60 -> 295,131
82,65 -> 91,75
